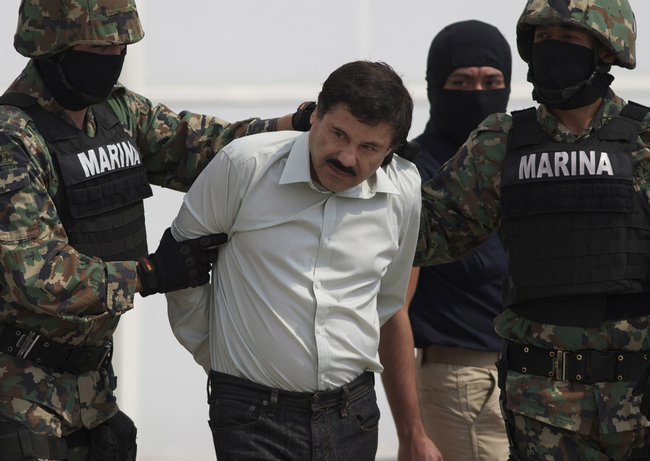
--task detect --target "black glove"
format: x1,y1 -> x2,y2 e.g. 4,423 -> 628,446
137,228 -> 227,297
393,141 -> 421,162
291,101 -> 316,131
633,361 -> 650,417
382,141 -> 421,167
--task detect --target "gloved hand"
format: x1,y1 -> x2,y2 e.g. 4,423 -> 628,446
632,361 -> 650,417
393,140 -> 421,162
137,228 -> 227,297
381,141 -> 422,166
291,101 -> 316,131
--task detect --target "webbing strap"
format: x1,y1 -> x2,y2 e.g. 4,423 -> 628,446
0,428 -> 69,460
17,428 -> 34,459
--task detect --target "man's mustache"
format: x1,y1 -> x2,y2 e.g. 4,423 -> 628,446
326,158 -> 357,177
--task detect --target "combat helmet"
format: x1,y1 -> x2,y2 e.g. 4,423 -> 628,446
516,0 -> 636,69
14,0 -> 145,59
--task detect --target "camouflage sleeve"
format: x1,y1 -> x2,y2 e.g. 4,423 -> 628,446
0,109 -> 134,323
633,113 -> 650,196
108,86 -> 279,192
415,113 -> 512,267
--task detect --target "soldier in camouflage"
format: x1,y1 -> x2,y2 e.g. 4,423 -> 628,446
416,0 -> 650,460
0,1 -> 305,460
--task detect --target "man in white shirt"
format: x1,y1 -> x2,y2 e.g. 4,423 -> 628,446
166,61 -> 434,460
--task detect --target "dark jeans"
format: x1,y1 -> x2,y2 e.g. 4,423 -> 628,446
207,371 -> 379,461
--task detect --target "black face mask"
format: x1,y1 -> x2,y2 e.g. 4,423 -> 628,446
430,87 -> 509,146
424,20 -> 512,147
528,39 -> 613,110
36,47 -> 126,111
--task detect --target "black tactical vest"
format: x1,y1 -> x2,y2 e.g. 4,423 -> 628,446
0,93 -> 153,261
500,102 -> 650,327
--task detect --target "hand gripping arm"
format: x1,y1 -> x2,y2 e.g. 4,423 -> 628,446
137,228 -> 226,297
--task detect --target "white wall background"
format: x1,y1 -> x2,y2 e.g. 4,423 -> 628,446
2,1 -> 650,460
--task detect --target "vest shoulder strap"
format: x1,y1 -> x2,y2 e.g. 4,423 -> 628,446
0,92 -> 39,109
509,107 -> 544,150
511,107 -> 537,126
92,102 -> 120,130
598,101 -> 650,143
0,92 -> 77,141
620,100 -> 650,122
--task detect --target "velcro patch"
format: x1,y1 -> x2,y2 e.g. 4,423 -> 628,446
0,149 -> 13,167
633,162 -> 650,189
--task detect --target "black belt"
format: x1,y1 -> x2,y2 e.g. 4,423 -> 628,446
506,341 -> 649,383
0,324 -> 112,374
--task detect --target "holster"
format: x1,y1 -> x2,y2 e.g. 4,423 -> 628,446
89,412 -> 137,461
496,340 -> 541,461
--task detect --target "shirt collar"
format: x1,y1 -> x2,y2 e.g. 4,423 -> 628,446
279,132 -> 400,198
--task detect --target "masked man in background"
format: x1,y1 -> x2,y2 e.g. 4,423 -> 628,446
384,20 -> 511,461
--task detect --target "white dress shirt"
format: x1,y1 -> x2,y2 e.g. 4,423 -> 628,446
167,131 -> 421,392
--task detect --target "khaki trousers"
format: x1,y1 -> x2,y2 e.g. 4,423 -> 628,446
415,345 -> 509,461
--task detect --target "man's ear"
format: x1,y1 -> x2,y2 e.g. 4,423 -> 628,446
599,46 -> 615,64
381,150 -> 394,167
310,106 -> 319,125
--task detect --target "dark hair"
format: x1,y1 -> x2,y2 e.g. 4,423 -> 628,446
317,61 -> 413,146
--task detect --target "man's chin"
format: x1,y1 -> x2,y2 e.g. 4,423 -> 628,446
323,176 -> 360,193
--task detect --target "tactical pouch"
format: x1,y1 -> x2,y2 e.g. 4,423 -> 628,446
0,412 -> 69,461
496,341 -> 526,461
89,412 -> 137,461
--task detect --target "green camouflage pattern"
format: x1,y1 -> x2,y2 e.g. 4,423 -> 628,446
416,91 -> 650,437
0,61 -> 278,431
0,395 -> 93,460
14,0 -> 145,58
512,413 -> 650,459
517,0 -> 637,69
498,309 -> 650,434
415,90 -> 650,267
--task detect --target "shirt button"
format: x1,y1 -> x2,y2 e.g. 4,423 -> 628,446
324,238 -> 330,245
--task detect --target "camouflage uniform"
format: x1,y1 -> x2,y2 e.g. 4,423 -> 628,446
0,1 -> 278,459
417,1 -> 650,458
416,90 -> 650,460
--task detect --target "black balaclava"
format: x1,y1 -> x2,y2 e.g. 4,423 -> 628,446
35,46 -> 127,111
426,20 -> 512,146
528,37 -> 614,110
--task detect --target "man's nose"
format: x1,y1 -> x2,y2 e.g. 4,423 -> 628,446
338,145 -> 356,166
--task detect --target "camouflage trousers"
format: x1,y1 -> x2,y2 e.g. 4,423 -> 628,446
0,396 -> 90,461
512,413 -> 650,460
